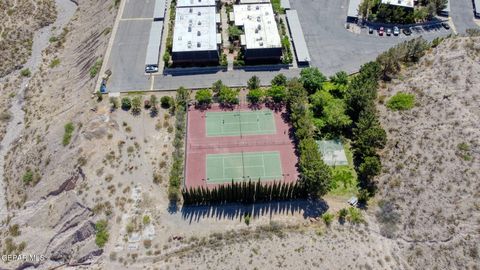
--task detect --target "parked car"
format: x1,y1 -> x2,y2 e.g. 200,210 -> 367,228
402,28 -> 412,36
441,22 -> 450,30
386,28 -> 392,36
369,27 -> 374,34
393,26 -> 400,36
378,27 -> 384,36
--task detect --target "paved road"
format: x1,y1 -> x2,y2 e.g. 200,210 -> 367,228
122,0 -> 155,19
450,0 -> 478,34
290,0 -> 451,75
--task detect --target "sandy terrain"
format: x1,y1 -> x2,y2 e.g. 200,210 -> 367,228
0,0 -> 478,269
375,36 -> 480,269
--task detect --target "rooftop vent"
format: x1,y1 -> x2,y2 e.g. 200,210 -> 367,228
197,42 -> 201,48
189,8 -> 193,13
259,42 -> 264,46
197,31 -> 201,36
198,11 -> 201,16
198,21 -> 202,25
188,26 -> 192,32
256,5 -> 259,10
247,5 -> 251,11
187,41 -> 192,48
257,16 -> 261,22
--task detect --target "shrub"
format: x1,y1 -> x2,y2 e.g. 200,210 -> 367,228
143,215 -> 151,225
386,92 -> 415,110
161,96 -> 174,108
95,220 -> 109,248
347,207 -> 364,224
195,89 -> 213,106
271,74 -> 287,86
247,75 -> 261,90
131,96 -> 142,114
89,59 -> 103,78
321,213 -> 334,226
20,68 -> 31,77
22,170 -> 34,184
49,58 -> 60,68
121,97 -> 132,110
62,122 -> 75,146
109,97 -> 119,110
244,214 -> 251,226
247,88 -> 264,104
338,208 -> 348,223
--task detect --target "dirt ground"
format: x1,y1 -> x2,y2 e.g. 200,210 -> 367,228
0,0 -> 479,269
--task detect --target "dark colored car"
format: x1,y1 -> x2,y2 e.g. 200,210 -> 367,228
441,22 -> 450,30
378,27 -> 384,36
402,28 -> 412,36
369,27 -> 374,34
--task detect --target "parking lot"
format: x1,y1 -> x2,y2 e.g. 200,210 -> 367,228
290,0 -> 452,75
102,0 -> 466,93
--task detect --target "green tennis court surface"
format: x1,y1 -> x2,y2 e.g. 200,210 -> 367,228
206,110 -> 276,137
206,152 -> 283,183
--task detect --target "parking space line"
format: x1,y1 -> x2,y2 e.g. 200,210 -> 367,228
150,75 -> 155,91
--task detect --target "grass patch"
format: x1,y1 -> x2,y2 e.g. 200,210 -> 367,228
386,92 -> 415,111
328,141 -> 358,197
62,122 -> 75,146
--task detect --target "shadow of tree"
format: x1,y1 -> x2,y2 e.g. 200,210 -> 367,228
180,198 -> 329,224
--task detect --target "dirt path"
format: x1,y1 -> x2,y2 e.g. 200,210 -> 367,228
0,0 -> 77,222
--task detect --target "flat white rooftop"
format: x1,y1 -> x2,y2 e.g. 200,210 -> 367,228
233,4 -> 281,50
177,0 -> 216,7
381,0 -> 414,8
239,0 -> 270,4
173,6 -> 218,52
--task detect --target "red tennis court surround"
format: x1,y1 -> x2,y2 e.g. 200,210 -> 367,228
185,104 -> 299,189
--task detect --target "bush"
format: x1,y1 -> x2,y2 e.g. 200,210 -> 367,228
89,59 -> 103,78
247,75 -> 261,90
321,213 -> 334,226
121,97 -> 132,110
131,96 -> 142,114
95,220 -> 109,248
271,74 -> 287,86
49,58 -> 60,68
22,170 -> 34,184
20,68 -> 31,77
161,96 -> 174,108
62,122 -> 75,146
244,214 -> 251,226
195,89 -> 213,106
247,88 -> 264,104
109,97 -> 119,110
386,92 -> 415,110
347,207 -> 364,224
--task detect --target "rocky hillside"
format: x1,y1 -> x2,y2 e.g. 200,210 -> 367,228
376,35 -> 480,269
0,0 -> 117,268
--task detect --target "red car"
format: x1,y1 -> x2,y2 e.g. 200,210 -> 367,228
378,27 -> 384,36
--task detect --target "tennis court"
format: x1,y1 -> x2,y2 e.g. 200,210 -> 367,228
316,139 -> 348,166
206,151 -> 283,184
206,110 -> 276,137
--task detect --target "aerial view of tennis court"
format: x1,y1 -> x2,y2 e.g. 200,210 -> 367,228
206,151 -> 283,184
205,110 -> 276,137
185,104 -> 298,188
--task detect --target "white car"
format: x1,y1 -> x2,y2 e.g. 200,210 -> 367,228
393,26 -> 400,36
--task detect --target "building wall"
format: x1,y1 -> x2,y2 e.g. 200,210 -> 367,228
244,47 -> 282,63
172,49 -> 219,65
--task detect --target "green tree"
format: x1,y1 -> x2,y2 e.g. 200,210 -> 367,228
271,74 -> 287,86
131,96 -> 142,114
218,86 -> 239,106
322,212 -> 335,226
358,155 -> 382,181
310,91 -> 351,135
212,80 -> 224,95
298,138 -> 332,197
353,107 -> 387,157
149,95 -> 159,116
176,87 -> 190,108
228,25 -> 243,40
160,96 -> 173,108
247,75 -> 261,90
247,88 -> 264,104
121,97 -> 132,110
195,89 -> 213,107
300,67 -> 327,94
266,85 -> 287,103
329,71 -> 349,86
